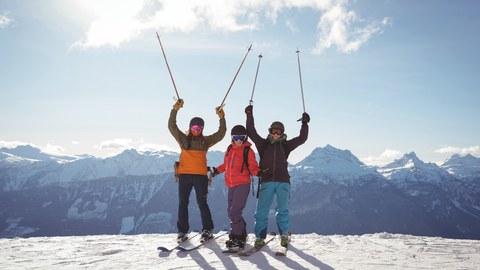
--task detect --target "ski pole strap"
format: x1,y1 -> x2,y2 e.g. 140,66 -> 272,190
256,178 -> 261,199
250,176 -> 255,197
173,161 -> 180,183
207,166 -> 213,187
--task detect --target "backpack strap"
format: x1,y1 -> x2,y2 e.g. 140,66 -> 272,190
243,146 -> 252,175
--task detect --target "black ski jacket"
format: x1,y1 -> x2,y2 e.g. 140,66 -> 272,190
246,113 -> 308,183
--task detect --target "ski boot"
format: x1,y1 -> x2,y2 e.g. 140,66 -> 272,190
200,229 -> 213,242
177,232 -> 188,243
225,238 -> 246,251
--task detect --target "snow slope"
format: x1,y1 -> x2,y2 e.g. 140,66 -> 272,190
1,233 -> 479,270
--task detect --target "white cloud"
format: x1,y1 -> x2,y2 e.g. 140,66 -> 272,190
0,12 -> 13,28
72,0 -> 390,54
314,5 -> 392,54
96,138 -> 133,150
361,148 -> 402,166
434,145 -> 480,155
0,140 -> 29,148
43,144 -> 67,156
94,139 -> 179,156
138,143 -> 179,153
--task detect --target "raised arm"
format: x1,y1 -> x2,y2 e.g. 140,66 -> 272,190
205,106 -> 227,147
245,105 -> 264,145
286,112 -> 310,152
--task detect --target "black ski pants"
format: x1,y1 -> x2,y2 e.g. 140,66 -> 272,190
177,174 -> 214,233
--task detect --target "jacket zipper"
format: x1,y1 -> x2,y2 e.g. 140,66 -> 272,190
272,143 -> 277,180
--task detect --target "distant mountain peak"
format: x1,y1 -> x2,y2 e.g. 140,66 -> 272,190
380,151 -> 426,170
294,145 -> 374,177
1,144 -> 78,163
441,153 -> 480,177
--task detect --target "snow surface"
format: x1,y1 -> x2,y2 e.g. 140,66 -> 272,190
1,233 -> 479,269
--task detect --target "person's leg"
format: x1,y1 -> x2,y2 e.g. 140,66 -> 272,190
275,182 -> 291,236
193,174 -> 214,231
254,182 -> 276,239
228,184 -> 250,240
177,175 -> 193,233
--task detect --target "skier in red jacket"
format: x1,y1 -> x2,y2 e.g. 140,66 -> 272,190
213,125 -> 260,250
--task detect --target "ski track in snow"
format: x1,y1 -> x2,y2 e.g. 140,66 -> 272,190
1,233 -> 479,269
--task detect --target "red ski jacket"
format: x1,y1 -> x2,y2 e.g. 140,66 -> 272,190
216,141 -> 260,188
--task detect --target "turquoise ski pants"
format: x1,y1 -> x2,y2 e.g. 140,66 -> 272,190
254,182 -> 291,239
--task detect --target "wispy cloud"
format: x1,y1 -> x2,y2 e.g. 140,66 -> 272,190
0,12 -> 13,28
73,0 -> 390,54
434,145 -> 480,155
94,138 -> 179,156
361,148 -> 402,166
315,7 -> 392,54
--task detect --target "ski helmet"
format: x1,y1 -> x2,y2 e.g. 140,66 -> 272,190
268,121 -> 284,133
231,125 -> 247,135
189,117 -> 204,137
189,117 -> 204,128
231,125 -> 247,143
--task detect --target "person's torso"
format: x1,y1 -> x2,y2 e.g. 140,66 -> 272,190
224,143 -> 253,187
260,141 -> 290,183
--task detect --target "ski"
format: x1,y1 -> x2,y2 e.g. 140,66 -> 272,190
176,230 -> 228,251
275,245 -> 288,256
237,232 -> 276,256
157,232 -> 200,252
221,248 -> 242,254
275,233 -> 291,256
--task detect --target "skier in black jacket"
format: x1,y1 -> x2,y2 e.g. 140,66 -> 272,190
244,105 -> 309,248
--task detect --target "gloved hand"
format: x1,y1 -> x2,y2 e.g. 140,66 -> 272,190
173,99 -> 184,111
245,105 -> 253,115
301,112 -> 310,124
212,167 -> 219,177
257,169 -> 271,179
215,106 -> 225,119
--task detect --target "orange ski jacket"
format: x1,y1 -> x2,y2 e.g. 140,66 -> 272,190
168,109 -> 226,175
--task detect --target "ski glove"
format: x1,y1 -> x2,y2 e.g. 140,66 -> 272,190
257,169 -> 271,179
215,106 -> 225,119
245,105 -> 253,115
173,99 -> 184,111
212,167 -> 219,177
301,112 -> 310,124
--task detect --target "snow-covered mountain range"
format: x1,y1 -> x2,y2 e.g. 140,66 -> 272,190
1,144 -> 479,239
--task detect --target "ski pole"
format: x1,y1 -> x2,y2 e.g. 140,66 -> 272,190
296,48 -> 306,113
249,53 -> 263,105
156,32 -> 180,101
219,44 -> 253,110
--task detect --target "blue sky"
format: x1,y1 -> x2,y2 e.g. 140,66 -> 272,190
1,0 -> 479,165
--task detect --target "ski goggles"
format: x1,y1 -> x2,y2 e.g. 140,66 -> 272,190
190,125 -> 203,136
191,125 -> 203,132
232,135 -> 246,141
270,129 -> 283,135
